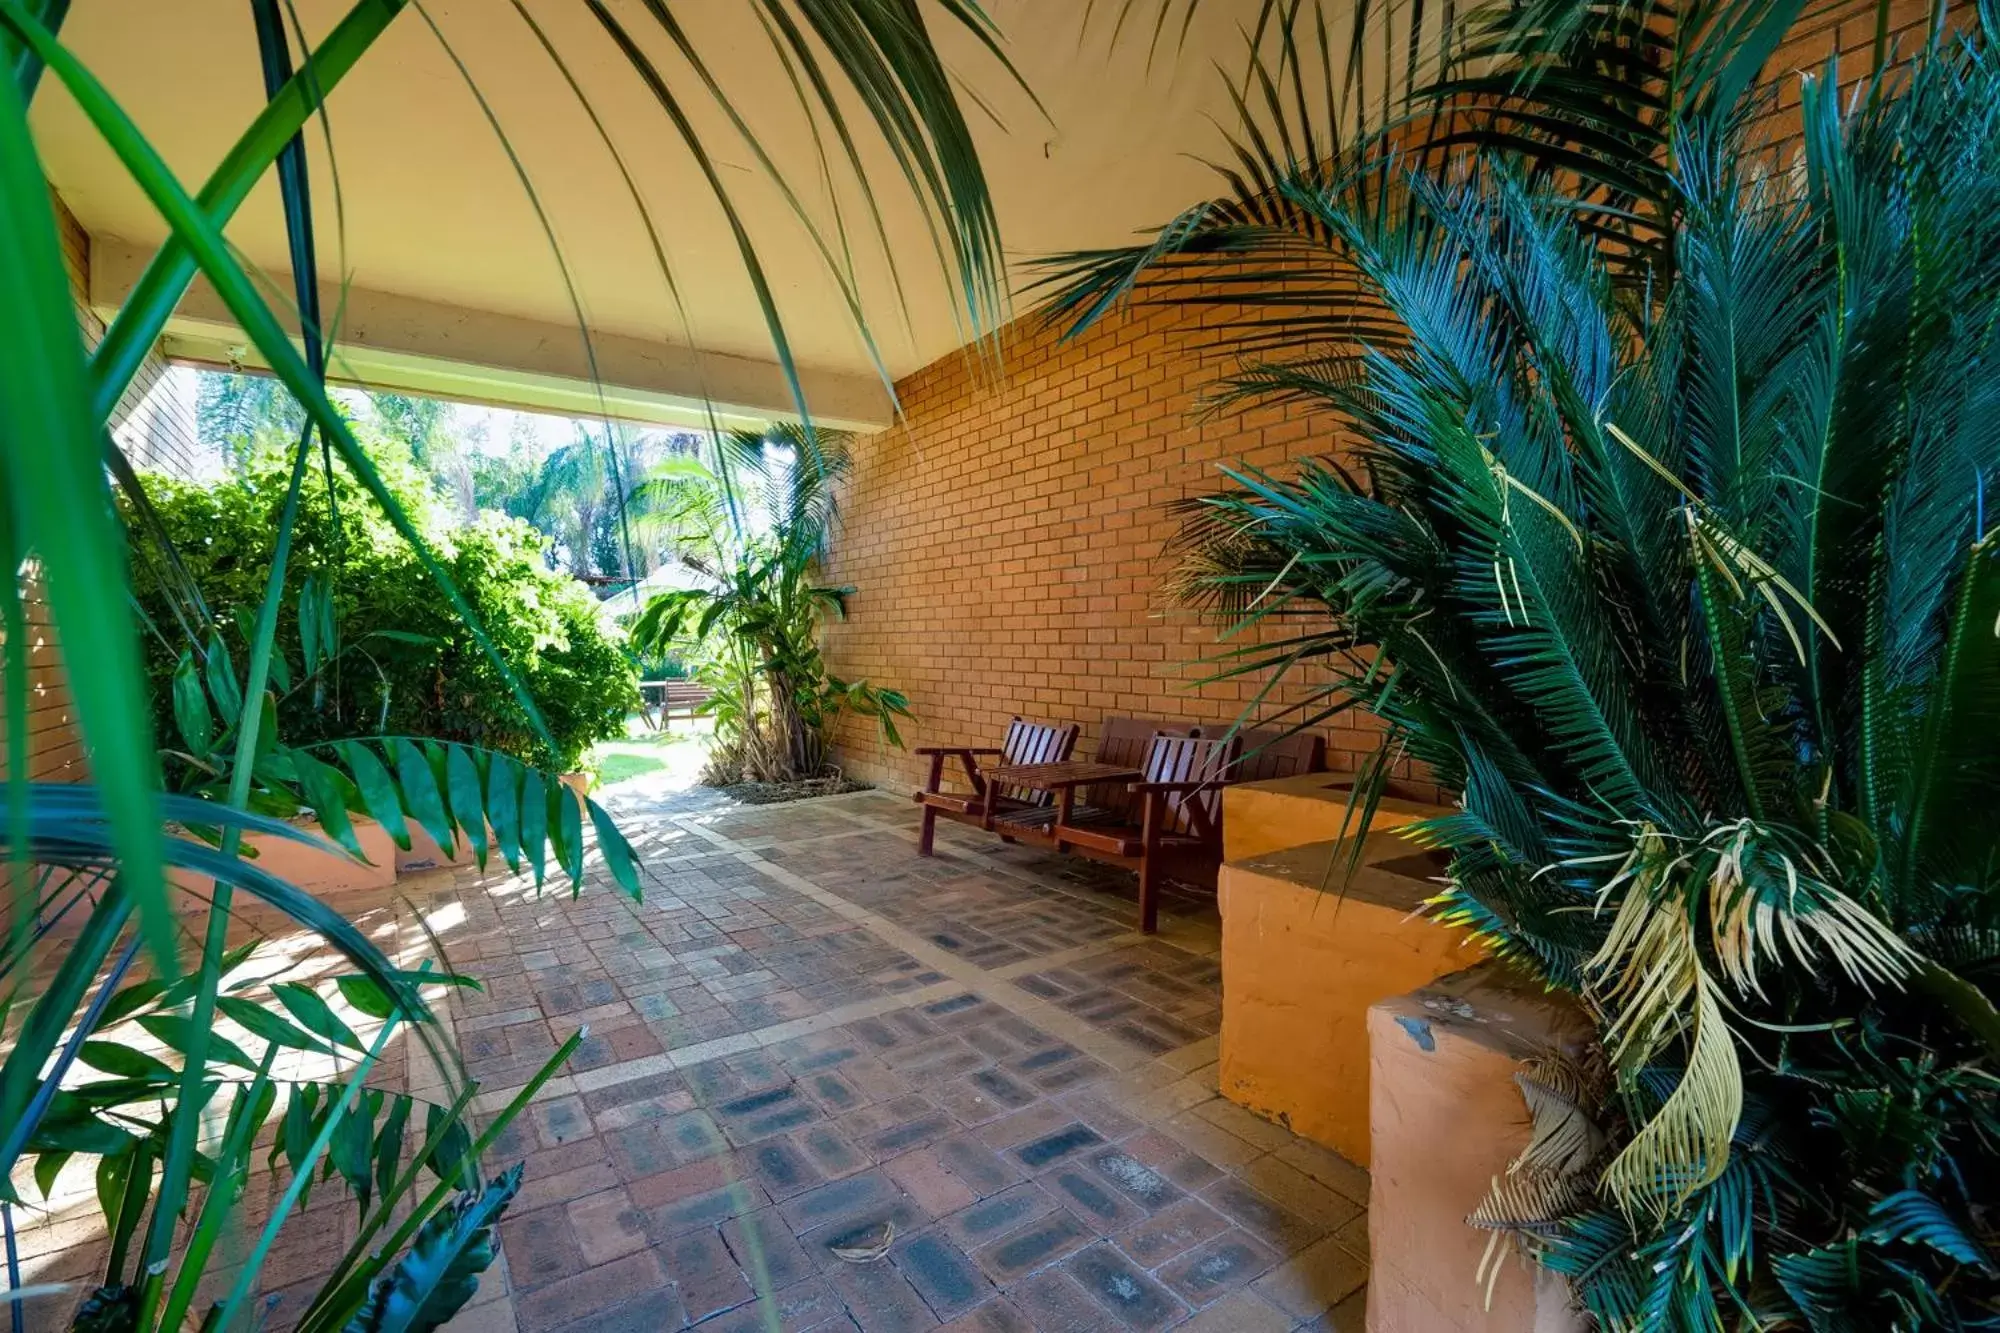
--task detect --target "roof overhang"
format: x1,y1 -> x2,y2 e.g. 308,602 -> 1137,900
38,1 -> 1310,429
88,239 -> 894,432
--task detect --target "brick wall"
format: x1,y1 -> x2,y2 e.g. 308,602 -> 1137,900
822,0 -> 1935,797
0,194 -> 208,784
821,293 -> 1408,796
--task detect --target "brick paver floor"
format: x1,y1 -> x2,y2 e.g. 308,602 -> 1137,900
13,784 -> 1370,1332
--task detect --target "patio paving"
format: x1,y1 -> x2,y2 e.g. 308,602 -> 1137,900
14,783 -> 1371,1332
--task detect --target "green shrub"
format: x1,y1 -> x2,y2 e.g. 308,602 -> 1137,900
130,449 -> 637,774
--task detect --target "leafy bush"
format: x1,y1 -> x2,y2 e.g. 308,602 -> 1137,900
130,447 -> 637,774
627,427 -> 911,784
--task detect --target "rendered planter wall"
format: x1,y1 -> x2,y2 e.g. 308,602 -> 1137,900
1217,825 -> 1482,1163
1367,965 -> 1593,1332
171,814 -> 398,896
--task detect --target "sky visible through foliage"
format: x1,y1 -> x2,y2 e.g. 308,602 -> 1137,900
191,366 -> 707,586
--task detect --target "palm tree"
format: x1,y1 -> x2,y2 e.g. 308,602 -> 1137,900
628,425 -> 909,783
1049,1 -> 2000,1324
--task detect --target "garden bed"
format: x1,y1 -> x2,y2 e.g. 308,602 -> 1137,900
710,774 -> 871,805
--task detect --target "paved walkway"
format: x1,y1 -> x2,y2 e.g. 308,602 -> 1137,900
13,781 -> 1371,1332
428,784 -> 1370,1332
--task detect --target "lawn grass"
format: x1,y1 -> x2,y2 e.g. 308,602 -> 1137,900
587,717 -> 712,790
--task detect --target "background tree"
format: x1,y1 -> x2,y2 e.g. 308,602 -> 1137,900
627,426 -> 910,784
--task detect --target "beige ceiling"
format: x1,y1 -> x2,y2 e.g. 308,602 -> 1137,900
33,0 -> 1283,424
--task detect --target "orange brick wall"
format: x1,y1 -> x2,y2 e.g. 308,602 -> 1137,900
821,295 -> 1409,796
822,0 -> 1934,797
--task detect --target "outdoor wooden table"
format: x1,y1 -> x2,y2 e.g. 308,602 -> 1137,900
983,760 -> 1145,791
980,759 -> 1145,835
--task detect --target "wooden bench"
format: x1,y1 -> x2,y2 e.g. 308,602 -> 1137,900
1048,729 -> 1244,932
639,679 -> 712,731
1236,727 -> 1328,782
912,715 -> 1329,932
912,715 -> 1080,854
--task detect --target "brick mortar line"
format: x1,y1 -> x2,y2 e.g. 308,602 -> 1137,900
807,791 -> 1219,942
675,813 -> 1178,1077
467,805 -> 1211,1111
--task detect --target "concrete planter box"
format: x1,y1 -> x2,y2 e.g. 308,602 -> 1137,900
1367,964 -> 1592,1332
1216,828 -> 1484,1163
1221,771 -> 1446,862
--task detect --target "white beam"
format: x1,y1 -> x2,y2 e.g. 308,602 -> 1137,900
89,238 -> 896,433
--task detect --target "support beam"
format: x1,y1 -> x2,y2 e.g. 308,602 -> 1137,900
88,237 -> 896,432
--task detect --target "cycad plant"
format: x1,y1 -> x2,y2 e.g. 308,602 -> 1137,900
1052,4 -> 2000,1328
1,1 -> 1008,1326
629,425 -> 911,785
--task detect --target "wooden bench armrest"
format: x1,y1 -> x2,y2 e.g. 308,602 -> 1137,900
914,746 -> 1004,757
1033,773 -> 1127,791
1128,779 -> 1227,794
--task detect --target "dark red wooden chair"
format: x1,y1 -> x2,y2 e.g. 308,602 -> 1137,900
983,716 -> 1202,835
1048,729 -> 1244,933
912,716 -> 1079,855
1234,727 -> 1328,782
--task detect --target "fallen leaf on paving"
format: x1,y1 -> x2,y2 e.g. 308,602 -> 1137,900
828,1222 -> 895,1264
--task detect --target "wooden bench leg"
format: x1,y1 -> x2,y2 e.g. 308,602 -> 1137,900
1138,790 -> 1165,934
1139,856 -> 1162,934
918,751 -> 946,856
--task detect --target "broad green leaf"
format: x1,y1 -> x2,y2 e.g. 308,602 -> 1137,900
373,1090 -> 409,1205
32,1097 -> 132,1158
136,1014 -> 257,1072
272,982 -> 364,1052
423,1103 -> 473,1188
320,572 -> 340,662
300,573 -> 324,673
547,780 -> 583,891
98,1142 -> 152,1278
96,976 -> 171,1030
280,1083 -> 320,1202
171,651 -> 214,757
520,769 -> 548,888
253,690 -> 281,766
444,745 -> 487,871
393,739 -> 455,857
205,631 -> 243,730
0,55 -> 169,972
330,1088 -> 378,1217
217,994 -> 337,1057
32,1150 -> 69,1201
332,972 -> 469,1033
337,973 -> 395,1021
586,798 -> 641,900
342,741 -> 411,851
76,1041 -> 175,1083
485,755 -> 521,873
293,747 -> 365,861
